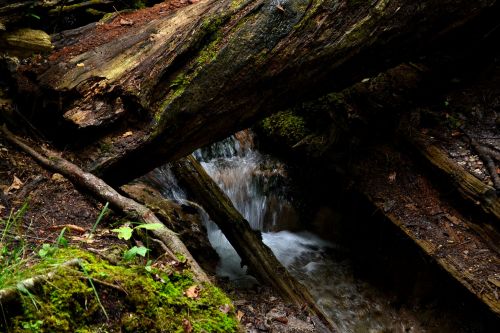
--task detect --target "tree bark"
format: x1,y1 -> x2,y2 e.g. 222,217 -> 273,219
8,0 -> 498,185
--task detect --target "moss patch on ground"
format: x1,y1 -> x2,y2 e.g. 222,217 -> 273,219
4,247 -> 238,333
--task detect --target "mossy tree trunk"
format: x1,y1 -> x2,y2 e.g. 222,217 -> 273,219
6,0 -> 497,186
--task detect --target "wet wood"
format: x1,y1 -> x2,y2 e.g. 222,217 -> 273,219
0,125 -> 210,283
171,155 -> 336,332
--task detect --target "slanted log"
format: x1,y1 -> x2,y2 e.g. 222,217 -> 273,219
171,155 -> 336,332
9,0 -> 498,185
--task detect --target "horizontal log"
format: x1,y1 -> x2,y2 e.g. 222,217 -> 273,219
9,0 -> 497,185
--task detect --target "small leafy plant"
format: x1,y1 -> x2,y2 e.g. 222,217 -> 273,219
111,222 -> 164,261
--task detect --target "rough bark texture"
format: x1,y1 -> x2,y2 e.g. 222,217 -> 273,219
8,0 -> 498,185
171,155 -> 336,332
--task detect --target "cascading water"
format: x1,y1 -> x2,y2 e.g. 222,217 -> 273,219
150,131 -> 492,333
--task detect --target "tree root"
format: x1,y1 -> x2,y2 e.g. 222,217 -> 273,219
0,125 -> 209,283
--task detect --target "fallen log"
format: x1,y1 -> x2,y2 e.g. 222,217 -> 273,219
171,155 -> 336,332
0,124 -> 210,283
351,144 -> 500,317
7,0 -> 498,185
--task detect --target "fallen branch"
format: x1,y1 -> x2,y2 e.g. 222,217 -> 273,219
0,125 -> 209,283
0,259 -> 81,305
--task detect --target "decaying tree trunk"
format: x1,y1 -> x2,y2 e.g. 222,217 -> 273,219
0,125 -> 210,283
171,155 -> 336,331
6,0 -> 498,185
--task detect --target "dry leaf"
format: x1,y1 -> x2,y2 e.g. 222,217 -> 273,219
52,173 -> 65,182
388,171 -> 397,183
236,310 -> 244,322
185,285 -> 200,299
119,18 -> 134,26
219,304 -> 231,314
5,175 -> 23,194
273,316 -> 288,324
122,131 -> 133,138
0,204 -> 5,214
182,319 -> 193,333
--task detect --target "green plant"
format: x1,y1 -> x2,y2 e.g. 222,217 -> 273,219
0,203 -> 29,289
111,222 -> 163,261
111,222 -> 163,240
79,262 -> 109,320
89,202 -> 109,238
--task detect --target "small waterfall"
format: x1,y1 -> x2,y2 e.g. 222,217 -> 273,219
150,130 -> 485,333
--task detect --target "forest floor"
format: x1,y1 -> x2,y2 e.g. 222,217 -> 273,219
0,133 -> 319,332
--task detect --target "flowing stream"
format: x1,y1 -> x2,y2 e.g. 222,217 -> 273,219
153,131 -> 494,333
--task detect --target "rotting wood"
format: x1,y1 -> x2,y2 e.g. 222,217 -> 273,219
0,124 -> 210,283
171,155 -> 337,332
7,0 -> 497,186
406,131 -> 500,223
352,145 -> 500,317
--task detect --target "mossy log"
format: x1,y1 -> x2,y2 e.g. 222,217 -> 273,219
0,125 -> 210,283
171,155 -> 336,332
0,259 -> 81,306
0,28 -> 53,56
8,0 -> 497,185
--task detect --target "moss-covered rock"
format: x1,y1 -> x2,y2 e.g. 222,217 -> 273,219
6,247 -> 238,332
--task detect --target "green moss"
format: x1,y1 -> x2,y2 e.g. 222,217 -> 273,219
261,110 -> 310,146
6,248 -> 238,333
